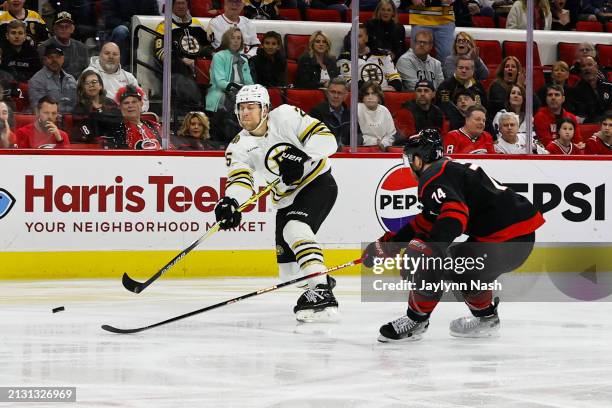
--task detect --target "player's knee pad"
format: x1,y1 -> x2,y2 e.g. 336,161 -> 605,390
283,220 -> 324,271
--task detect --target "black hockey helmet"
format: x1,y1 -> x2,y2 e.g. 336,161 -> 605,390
403,128 -> 444,166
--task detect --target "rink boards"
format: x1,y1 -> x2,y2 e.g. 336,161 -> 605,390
0,152 -> 610,279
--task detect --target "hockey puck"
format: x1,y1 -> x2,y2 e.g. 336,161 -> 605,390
52,306 -> 65,313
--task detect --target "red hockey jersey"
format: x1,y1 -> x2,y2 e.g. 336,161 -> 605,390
584,135 -> 612,155
443,128 -> 495,154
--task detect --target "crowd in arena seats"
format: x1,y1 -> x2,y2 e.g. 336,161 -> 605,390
0,0 -> 610,155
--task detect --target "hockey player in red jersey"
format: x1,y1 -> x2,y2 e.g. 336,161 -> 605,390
363,128 -> 545,342
443,105 -> 495,154
584,113 -> 612,155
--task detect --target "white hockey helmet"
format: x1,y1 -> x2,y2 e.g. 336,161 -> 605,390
234,84 -> 270,115
235,84 -> 271,132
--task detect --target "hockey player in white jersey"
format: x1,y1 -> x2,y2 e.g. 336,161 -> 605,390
214,84 -> 340,322
337,24 -> 402,92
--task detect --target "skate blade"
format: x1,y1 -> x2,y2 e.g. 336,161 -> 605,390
377,333 -> 423,343
295,307 -> 340,323
449,328 -> 501,338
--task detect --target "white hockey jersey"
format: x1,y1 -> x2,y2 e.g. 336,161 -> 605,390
336,49 -> 401,89
224,104 -> 337,208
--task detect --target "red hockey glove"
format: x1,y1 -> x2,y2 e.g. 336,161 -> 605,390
362,231 -> 399,268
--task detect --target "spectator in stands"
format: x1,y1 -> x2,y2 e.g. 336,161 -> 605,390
444,105 -> 495,154
551,0 -> 572,30
243,0 -> 279,20
534,84 -> 583,147
358,81 -> 397,151
537,61 -> 573,112
337,24 -> 402,92
365,0 -> 406,63
546,117 -> 582,154
15,96 -> 70,148
488,56 -> 525,116
54,0 -> 98,42
578,0 -> 608,24
309,77 -> 351,148
206,27 -> 254,113
295,30 -> 338,89
494,112 -> 548,154
249,31 -> 287,87
568,56 -> 612,124
446,88 -> 477,130
103,0 -> 159,68
309,0 -> 348,22
506,0 -> 552,30
584,113 -> 612,155
406,0 -> 456,63
0,101 -> 16,148
37,12 -> 88,79
209,0 -> 260,58
442,31 -> 488,81
492,84 -> 530,138
0,19 -> 41,83
207,27 -> 253,143
171,111 -> 218,150
154,0 -> 210,110
453,0 -> 474,28
87,42 -> 150,111
396,79 -> 444,138
71,70 -> 121,143
396,29 -> 444,91
437,55 -> 487,116
0,0 -> 49,47
103,85 -> 162,149
28,45 -> 77,113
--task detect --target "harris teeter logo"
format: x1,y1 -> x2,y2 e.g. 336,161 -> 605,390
374,165 -> 421,233
0,188 -> 16,220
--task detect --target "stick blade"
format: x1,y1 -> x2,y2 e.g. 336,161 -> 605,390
122,272 -> 145,293
101,324 -> 143,334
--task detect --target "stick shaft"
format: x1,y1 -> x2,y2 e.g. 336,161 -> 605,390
103,258 -> 362,334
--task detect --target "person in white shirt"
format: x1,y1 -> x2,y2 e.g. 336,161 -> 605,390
358,81 -> 397,151
494,112 -> 548,154
208,0 -> 260,58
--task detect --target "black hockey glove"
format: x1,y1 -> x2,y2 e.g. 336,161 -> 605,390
278,146 -> 309,185
362,231 -> 401,268
214,197 -> 241,230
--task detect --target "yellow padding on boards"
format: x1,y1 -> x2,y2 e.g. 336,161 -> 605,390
0,249 -> 363,280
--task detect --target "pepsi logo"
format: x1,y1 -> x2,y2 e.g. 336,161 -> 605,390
374,165 -> 421,232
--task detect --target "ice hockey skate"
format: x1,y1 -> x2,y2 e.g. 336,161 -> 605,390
294,276 -> 339,323
378,315 -> 429,342
449,312 -> 500,338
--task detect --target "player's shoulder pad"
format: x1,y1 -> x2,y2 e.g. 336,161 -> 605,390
269,103 -> 300,118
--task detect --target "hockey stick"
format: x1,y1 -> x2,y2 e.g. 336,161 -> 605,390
121,178 -> 281,294
103,258 -> 363,334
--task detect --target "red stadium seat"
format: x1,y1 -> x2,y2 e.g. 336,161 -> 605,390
475,40 -> 503,66
481,78 -> 494,91
578,124 -> 600,140
267,87 -> 284,108
278,8 -> 301,21
596,44 -> 612,68
557,42 -> 580,66
608,22 -> 612,32
384,91 -> 415,118
346,10 -> 374,22
608,71 -> 612,82
398,13 -> 410,25
61,114 -> 73,133
576,21 -> 603,32
286,60 -> 298,85
568,74 -> 580,87
472,16 -> 495,28
341,146 -> 383,153
306,8 -> 342,22
285,89 -> 325,113
285,34 -> 310,61
195,59 -> 212,85
533,66 -> 546,91
498,16 -> 507,28
190,0 -> 218,17
387,146 -> 404,153
503,41 -> 542,67
15,113 -> 35,129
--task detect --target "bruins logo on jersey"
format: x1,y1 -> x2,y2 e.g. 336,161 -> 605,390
264,143 -> 294,175
231,134 -> 241,144
178,32 -> 201,56
360,63 -> 384,85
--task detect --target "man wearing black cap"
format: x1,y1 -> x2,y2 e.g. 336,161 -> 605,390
38,12 -> 88,79
396,79 -> 444,138
28,44 -> 77,113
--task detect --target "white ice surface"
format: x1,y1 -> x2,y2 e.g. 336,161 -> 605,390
1,277 -> 611,408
